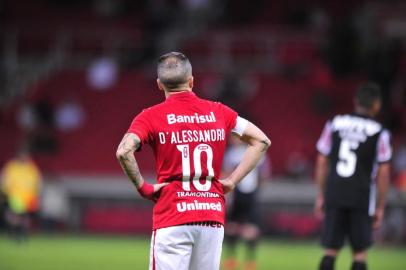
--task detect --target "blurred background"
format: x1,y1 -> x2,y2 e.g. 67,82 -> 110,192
0,0 -> 405,269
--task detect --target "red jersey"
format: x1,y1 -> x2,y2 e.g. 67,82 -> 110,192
128,91 -> 243,229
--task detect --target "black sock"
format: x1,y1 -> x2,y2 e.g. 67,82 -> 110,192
319,255 -> 336,270
246,238 -> 258,261
351,261 -> 367,270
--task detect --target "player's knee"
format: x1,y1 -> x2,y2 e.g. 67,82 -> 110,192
319,255 -> 336,270
352,251 -> 367,262
325,249 -> 338,257
351,261 -> 367,270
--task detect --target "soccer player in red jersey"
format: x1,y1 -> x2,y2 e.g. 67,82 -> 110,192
116,52 -> 270,270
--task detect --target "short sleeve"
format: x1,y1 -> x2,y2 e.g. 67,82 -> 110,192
231,116 -> 249,136
127,109 -> 153,146
221,104 -> 238,132
376,129 -> 392,163
316,121 -> 332,156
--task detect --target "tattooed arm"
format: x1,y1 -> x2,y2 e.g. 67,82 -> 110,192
116,133 -> 167,200
220,122 -> 271,194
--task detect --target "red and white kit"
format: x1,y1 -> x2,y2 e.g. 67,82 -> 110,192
127,91 -> 247,270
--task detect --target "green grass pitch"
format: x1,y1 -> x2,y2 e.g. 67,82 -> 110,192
0,234 -> 405,270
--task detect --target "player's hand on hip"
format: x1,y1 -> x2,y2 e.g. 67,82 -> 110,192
373,207 -> 385,229
137,181 -> 169,202
150,182 -> 169,202
219,178 -> 236,194
153,182 -> 169,193
314,195 -> 324,220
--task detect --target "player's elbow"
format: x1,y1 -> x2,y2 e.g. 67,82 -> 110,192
251,136 -> 271,152
264,137 -> 271,149
116,149 -> 127,161
256,136 -> 271,152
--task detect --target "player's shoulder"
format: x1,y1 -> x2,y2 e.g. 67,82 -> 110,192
210,99 -> 237,114
137,100 -> 168,115
196,96 -> 235,112
196,95 -> 220,105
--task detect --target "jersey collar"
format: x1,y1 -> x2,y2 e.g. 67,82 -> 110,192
166,91 -> 197,101
351,112 -> 373,120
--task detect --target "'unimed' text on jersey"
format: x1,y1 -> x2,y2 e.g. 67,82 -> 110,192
317,113 -> 392,215
128,92 -> 247,229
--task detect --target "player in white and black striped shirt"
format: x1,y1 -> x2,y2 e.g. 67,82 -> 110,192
314,83 -> 392,270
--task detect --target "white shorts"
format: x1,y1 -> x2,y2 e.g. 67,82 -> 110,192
149,223 -> 224,270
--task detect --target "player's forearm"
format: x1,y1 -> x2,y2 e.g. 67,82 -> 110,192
116,133 -> 144,189
315,154 -> 328,197
228,139 -> 270,186
376,163 -> 390,210
377,185 -> 389,210
117,152 -> 144,188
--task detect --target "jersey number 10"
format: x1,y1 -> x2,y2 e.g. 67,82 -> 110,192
176,144 -> 214,191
